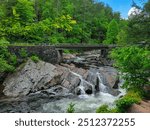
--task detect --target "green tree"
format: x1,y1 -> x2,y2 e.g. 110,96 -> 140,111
15,0 -> 35,23
117,29 -> 128,45
128,0 -> 150,44
110,46 -> 150,90
103,19 -> 119,44
0,0 -> 121,44
0,38 -> 16,72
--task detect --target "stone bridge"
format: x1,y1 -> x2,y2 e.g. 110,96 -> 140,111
8,44 -> 119,64
55,44 -> 120,58
55,44 -> 119,50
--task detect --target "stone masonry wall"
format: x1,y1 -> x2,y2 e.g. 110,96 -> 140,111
8,46 -> 62,64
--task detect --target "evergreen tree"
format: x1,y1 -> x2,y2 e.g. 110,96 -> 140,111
128,0 -> 150,44
15,0 -> 35,23
103,19 -> 119,44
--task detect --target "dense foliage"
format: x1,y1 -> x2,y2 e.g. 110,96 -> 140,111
0,0 -> 150,45
103,19 -> 119,44
96,104 -> 118,113
116,91 -> 141,112
0,0 -> 122,44
96,91 -> 142,113
128,0 -> 150,44
0,38 -> 17,72
30,55 -> 40,63
111,46 -> 150,91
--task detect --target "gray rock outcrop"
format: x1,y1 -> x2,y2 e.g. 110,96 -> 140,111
99,67 -> 119,89
2,59 -> 120,98
3,59 -> 63,97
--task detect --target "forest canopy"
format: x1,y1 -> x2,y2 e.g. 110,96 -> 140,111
0,0 -> 121,44
0,0 -> 150,45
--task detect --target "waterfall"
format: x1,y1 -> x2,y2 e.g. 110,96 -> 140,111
42,70 -> 126,113
71,70 -> 110,96
71,71 -> 95,96
96,72 -> 108,93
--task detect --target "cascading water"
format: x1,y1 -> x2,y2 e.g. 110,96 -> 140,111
42,70 -> 125,113
71,71 -> 95,97
97,72 -> 108,93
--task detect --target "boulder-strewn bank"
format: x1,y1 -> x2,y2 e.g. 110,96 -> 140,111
0,57 -> 121,113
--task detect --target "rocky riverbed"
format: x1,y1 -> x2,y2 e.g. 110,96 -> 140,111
0,52 -> 125,113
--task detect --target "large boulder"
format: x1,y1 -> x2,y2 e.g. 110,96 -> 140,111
86,67 -> 120,96
61,70 -> 80,91
2,60 -> 89,97
87,67 -> 119,89
99,67 -> 119,89
3,59 -> 63,97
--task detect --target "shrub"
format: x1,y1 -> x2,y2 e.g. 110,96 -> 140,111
96,104 -> 110,113
116,91 -> 141,112
30,55 -> 40,63
67,103 -> 75,113
0,58 -> 15,72
19,48 -> 28,58
96,104 -> 118,113
0,38 -> 16,72
64,49 -> 71,54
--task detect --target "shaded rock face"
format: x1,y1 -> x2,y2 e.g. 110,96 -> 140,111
0,72 -> 8,82
0,84 -> 5,98
8,46 -> 61,64
3,60 -> 63,97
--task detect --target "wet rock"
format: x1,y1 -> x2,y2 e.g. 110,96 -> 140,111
87,69 -> 98,86
40,85 -> 70,96
75,87 -> 82,95
3,59 -> 63,97
60,63 -> 76,70
85,88 -> 93,95
63,54 -> 76,60
87,67 -> 120,96
61,71 -> 80,91
0,86 -> 73,113
83,81 -> 93,95
69,50 -> 113,68
99,67 -> 119,89
74,80 -> 94,95
72,68 -> 89,79
106,88 -> 121,96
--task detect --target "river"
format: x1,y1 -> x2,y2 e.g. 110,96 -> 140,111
0,52 -> 126,113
